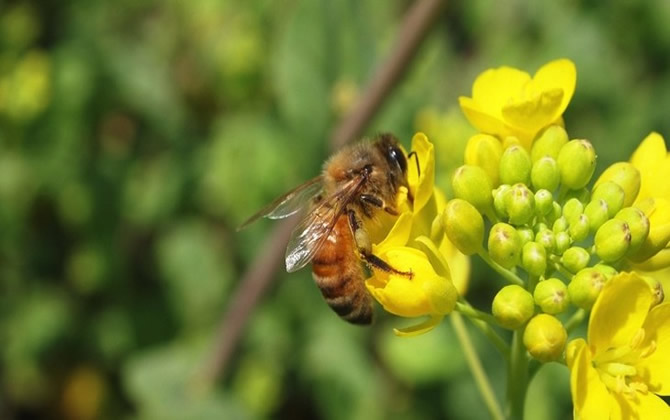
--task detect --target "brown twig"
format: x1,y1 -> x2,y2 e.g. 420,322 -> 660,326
201,0 -> 446,385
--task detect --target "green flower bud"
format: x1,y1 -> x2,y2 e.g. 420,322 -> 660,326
452,165 -> 493,213
642,276 -> 664,307
464,134 -> 503,186
535,229 -> 556,253
561,246 -> 591,273
443,199 -> 485,256
568,214 -> 590,243
500,145 -> 531,185
594,219 -> 631,262
488,223 -> 522,269
493,184 -> 510,219
522,241 -> 547,276
554,231 -> 571,255
594,162 -> 641,207
614,207 -> 649,253
552,216 -> 568,233
593,263 -> 618,280
546,201 -> 562,225
533,278 -> 569,314
584,199 -> 609,233
531,157 -> 560,192
523,314 -> 567,362
562,198 -> 584,224
517,227 -> 535,247
563,188 -> 591,204
535,189 -> 553,216
568,268 -> 607,310
534,222 -> 549,234
557,139 -> 597,190
591,181 -> 624,218
505,183 -> 535,225
531,125 -> 569,162
492,285 -> 535,330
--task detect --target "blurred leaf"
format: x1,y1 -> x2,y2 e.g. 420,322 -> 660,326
155,219 -> 232,329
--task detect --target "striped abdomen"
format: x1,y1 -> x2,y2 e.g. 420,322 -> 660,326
312,215 -> 373,325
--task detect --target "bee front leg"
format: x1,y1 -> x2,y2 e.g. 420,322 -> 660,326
347,209 -> 413,278
360,194 -> 400,216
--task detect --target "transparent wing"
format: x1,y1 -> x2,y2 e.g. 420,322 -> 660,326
237,176 -> 323,230
285,176 -> 365,272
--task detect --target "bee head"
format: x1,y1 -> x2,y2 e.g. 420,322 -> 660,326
377,133 -> 408,175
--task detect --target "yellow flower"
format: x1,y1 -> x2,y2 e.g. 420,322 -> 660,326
566,272 -> 670,419
364,133 -> 468,336
459,58 -> 576,150
365,246 -> 457,336
629,133 -> 670,269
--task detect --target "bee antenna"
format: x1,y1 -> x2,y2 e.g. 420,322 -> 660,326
407,151 -> 420,177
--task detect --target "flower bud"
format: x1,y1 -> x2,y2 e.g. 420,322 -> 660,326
563,188 -> 591,205
517,227 -> 534,247
505,183 -> 535,225
546,201 -> 562,225
584,199 -> 609,233
614,207 -> 649,254
560,246 -> 591,273
443,199 -> 484,256
488,223 -> 522,269
568,268 -> 607,310
591,181 -> 624,218
493,185 -> 510,219
522,241 -> 547,276
535,229 -> 555,253
552,216 -> 568,233
557,139 -> 597,190
531,157 -> 560,192
562,198 -> 584,225
531,125 -> 569,162
534,222 -> 549,234
452,165 -> 493,213
535,189 -> 553,216
499,145 -> 531,185
555,232 -> 571,255
627,198 -> 670,263
523,314 -> 567,362
492,285 -> 535,329
533,278 -> 569,314
594,219 -> 631,262
594,162 -> 641,207
464,134 -> 503,186
568,214 -> 590,242
593,263 -> 617,280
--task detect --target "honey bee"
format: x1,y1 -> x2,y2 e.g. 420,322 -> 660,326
240,133 -> 415,325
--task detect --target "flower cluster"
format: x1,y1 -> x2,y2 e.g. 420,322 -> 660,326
364,58 -> 670,418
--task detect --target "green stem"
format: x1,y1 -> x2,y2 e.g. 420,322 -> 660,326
549,256 -> 573,280
451,313 -> 505,420
506,328 -> 529,420
527,275 -> 540,294
565,308 -> 587,333
455,301 -> 509,359
478,251 -> 525,286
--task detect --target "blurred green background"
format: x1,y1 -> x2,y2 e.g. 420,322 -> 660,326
1,0 -> 669,419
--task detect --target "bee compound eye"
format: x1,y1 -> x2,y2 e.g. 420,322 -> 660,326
388,145 -> 407,173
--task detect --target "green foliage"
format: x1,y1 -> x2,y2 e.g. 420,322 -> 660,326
1,0 -> 669,418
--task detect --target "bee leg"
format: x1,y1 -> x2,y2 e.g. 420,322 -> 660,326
360,194 -> 400,216
347,209 -> 413,279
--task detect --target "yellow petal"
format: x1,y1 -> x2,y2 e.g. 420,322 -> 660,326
532,58 -> 577,120
630,198 -> 670,263
459,96 -> 515,138
393,315 -> 443,337
439,235 -> 470,296
567,339 -> 612,420
611,391 -> 670,420
472,66 -> 531,116
631,132 -> 670,202
373,211 -> 414,253
589,273 -> 654,355
501,88 -> 563,135
636,302 -> 670,395
407,132 -> 435,213
632,247 -> 670,271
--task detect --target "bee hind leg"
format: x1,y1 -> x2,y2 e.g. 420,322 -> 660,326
359,194 -> 400,216
347,209 -> 413,279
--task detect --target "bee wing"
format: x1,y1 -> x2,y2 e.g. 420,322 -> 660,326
285,175 -> 365,272
237,176 -> 324,230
